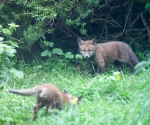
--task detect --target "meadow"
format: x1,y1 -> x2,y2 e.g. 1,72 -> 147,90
0,60 -> 150,125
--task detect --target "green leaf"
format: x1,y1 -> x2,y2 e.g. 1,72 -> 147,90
43,41 -> 54,47
0,47 -> 4,54
137,52 -> 145,60
75,54 -> 83,59
8,41 -> 19,48
41,50 -> 49,56
47,52 -> 52,57
9,68 -> 24,79
52,48 -> 63,55
65,52 -> 74,59
41,50 -> 52,57
145,3 -> 150,10
5,47 -> 16,57
2,28 -> 12,36
80,28 -> 87,35
65,19 -> 74,26
0,37 -> 4,41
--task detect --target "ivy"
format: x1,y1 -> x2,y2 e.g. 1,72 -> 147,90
145,3 -> 150,10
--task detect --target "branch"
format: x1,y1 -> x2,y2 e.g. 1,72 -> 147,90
141,13 -> 150,43
0,32 -> 24,43
99,0 -> 118,38
120,0 -> 134,36
130,10 -> 147,28
0,0 -> 6,5
127,27 -> 150,32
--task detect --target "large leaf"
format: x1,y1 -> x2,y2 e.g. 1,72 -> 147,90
52,48 -> 63,55
9,68 -> 24,79
41,50 -> 52,57
41,50 -> 49,56
65,52 -> 74,59
5,47 -> 16,57
75,54 -> 83,59
145,3 -> 150,10
2,28 -> 12,36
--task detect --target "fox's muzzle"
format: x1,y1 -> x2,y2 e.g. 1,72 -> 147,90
84,55 -> 91,58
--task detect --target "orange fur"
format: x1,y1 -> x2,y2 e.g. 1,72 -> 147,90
8,83 -> 82,119
78,38 -> 139,73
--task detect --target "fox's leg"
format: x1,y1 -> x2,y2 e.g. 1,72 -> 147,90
113,60 -> 123,71
44,103 -> 50,114
47,103 -> 54,115
118,59 -> 134,73
97,61 -> 105,74
33,102 -> 44,120
126,62 -> 135,73
56,103 -> 62,110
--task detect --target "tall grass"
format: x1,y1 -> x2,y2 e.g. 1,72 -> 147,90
0,60 -> 149,125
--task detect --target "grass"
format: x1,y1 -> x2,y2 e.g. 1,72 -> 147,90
0,59 -> 150,125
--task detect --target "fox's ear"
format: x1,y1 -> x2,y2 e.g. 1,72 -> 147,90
77,96 -> 83,102
91,38 -> 97,45
64,89 -> 68,94
77,38 -> 84,45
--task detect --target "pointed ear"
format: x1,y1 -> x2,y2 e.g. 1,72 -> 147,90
77,96 -> 83,102
64,89 -> 68,94
77,38 -> 84,45
90,38 -> 97,45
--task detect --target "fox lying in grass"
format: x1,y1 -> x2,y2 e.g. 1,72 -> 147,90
8,83 -> 82,120
77,38 -> 140,74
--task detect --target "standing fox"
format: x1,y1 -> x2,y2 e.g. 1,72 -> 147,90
77,38 -> 139,74
8,83 -> 82,119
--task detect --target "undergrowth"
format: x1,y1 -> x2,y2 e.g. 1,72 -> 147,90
0,59 -> 149,125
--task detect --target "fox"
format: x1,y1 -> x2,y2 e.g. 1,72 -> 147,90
8,83 -> 82,120
77,38 -> 140,74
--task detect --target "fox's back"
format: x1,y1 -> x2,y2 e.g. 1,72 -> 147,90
36,84 -> 65,103
96,41 -> 130,63
77,38 -> 139,74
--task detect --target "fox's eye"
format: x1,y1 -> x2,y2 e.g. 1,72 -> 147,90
82,50 -> 85,52
89,50 -> 92,52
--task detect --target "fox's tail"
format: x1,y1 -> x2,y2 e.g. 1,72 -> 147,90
128,46 -> 139,65
8,87 -> 38,96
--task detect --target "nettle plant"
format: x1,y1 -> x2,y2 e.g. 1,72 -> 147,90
41,40 -> 76,59
0,23 -> 24,82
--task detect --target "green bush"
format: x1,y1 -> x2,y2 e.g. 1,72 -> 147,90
0,23 -> 24,82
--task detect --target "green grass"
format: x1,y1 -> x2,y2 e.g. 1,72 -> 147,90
0,60 -> 150,125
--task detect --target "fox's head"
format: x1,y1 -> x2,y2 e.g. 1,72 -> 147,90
64,89 -> 82,104
77,38 -> 97,58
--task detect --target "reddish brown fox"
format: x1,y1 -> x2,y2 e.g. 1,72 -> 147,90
77,38 -> 139,74
8,83 -> 82,119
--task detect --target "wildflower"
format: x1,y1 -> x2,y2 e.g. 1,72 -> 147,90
115,75 -> 121,80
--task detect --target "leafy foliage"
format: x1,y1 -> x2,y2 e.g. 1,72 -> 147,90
0,23 -> 23,82
145,3 -> 150,10
41,39 -> 75,59
0,0 -> 149,61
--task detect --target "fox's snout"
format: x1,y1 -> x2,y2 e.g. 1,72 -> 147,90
85,56 -> 89,58
80,50 -> 94,58
83,54 -> 91,58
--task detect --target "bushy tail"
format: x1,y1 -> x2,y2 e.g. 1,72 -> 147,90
8,87 -> 38,96
128,47 -> 139,65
